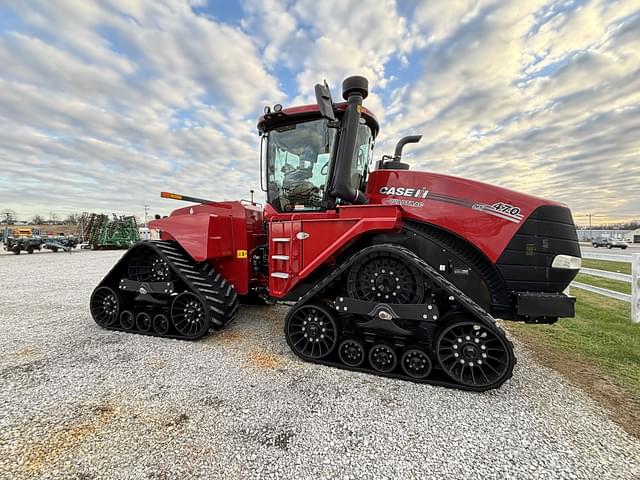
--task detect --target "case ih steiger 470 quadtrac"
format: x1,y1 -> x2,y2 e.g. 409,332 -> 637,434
91,76 -> 581,391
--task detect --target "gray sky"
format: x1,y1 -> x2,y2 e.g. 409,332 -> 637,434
0,0 -> 638,225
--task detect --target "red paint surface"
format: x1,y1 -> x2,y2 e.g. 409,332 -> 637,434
366,170 -> 566,262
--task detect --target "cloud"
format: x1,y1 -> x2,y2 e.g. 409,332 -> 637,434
0,0 -> 638,223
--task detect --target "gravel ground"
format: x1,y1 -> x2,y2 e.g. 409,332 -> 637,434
1,250 -> 639,480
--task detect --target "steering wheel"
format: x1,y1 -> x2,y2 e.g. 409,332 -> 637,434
321,161 -> 329,175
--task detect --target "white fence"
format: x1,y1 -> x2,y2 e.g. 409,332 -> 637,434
571,252 -> 639,323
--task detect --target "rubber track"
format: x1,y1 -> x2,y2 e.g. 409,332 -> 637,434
285,243 -> 515,392
91,240 -> 238,340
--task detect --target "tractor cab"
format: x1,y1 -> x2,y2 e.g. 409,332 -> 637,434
258,77 -> 379,213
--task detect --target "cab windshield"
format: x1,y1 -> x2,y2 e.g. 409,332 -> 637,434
266,119 -> 335,212
265,118 -> 373,212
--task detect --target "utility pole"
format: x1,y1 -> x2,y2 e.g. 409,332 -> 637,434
576,213 -> 604,241
144,205 -> 149,227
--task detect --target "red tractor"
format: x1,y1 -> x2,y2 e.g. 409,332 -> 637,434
90,76 -> 581,391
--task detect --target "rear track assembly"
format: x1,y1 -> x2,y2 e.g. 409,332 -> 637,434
90,240 -> 238,340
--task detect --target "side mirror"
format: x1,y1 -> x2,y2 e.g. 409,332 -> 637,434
315,81 -> 336,122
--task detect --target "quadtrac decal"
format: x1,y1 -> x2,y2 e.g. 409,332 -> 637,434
379,186 -> 428,208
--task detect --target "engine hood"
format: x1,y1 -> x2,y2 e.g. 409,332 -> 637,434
366,170 -> 571,263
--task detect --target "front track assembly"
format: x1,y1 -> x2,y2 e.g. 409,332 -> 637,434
90,240 -> 239,340
285,243 -> 516,392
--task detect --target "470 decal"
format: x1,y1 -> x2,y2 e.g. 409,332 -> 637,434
472,202 -> 524,223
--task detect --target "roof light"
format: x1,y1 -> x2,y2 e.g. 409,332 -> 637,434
273,104 -> 283,112
264,106 -> 271,114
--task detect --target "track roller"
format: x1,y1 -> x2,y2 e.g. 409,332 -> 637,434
119,310 -> 135,330
153,314 -> 170,335
368,344 -> 397,373
136,312 -> 152,332
338,339 -> 365,367
401,348 -> 432,379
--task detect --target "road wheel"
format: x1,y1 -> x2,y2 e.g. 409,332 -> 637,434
607,244 -> 612,249
435,317 -> 514,389
285,303 -> 338,360
27,246 -> 34,254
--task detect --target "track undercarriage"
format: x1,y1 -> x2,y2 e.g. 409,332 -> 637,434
90,241 -> 239,340
90,238 -> 516,391
283,243 -> 516,392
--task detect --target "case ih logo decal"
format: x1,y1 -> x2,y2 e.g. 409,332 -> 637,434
379,186 -> 430,198
472,202 -> 523,223
378,185 -> 524,223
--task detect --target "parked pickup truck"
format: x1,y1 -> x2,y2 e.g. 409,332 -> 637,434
592,237 -> 629,249
4,236 -> 43,254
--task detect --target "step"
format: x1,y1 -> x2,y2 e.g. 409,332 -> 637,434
272,238 -> 290,243
271,272 -> 290,279
271,255 -> 289,261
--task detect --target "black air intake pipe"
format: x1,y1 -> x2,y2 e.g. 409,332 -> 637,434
329,76 -> 368,205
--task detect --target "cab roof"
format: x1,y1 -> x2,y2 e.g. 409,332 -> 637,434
257,102 -> 379,137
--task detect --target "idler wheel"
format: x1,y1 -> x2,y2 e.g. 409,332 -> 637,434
285,304 -> 338,360
368,344 -> 397,373
128,247 -> 172,282
90,286 -> 120,327
119,310 -> 135,330
435,318 -> 514,389
136,312 -> 152,332
153,314 -> 170,335
401,348 -> 432,379
338,339 -> 365,367
171,292 -> 209,338
347,252 -> 424,304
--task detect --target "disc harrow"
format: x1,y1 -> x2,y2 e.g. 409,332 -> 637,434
89,240 -> 238,340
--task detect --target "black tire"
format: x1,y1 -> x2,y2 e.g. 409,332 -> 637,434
90,286 -> 120,327
13,247 -> 20,255
368,344 -> 398,373
51,246 -> 58,252
435,317 -> 514,389
592,243 -> 597,247
27,246 -> 34,254
285,303 -> 338,360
